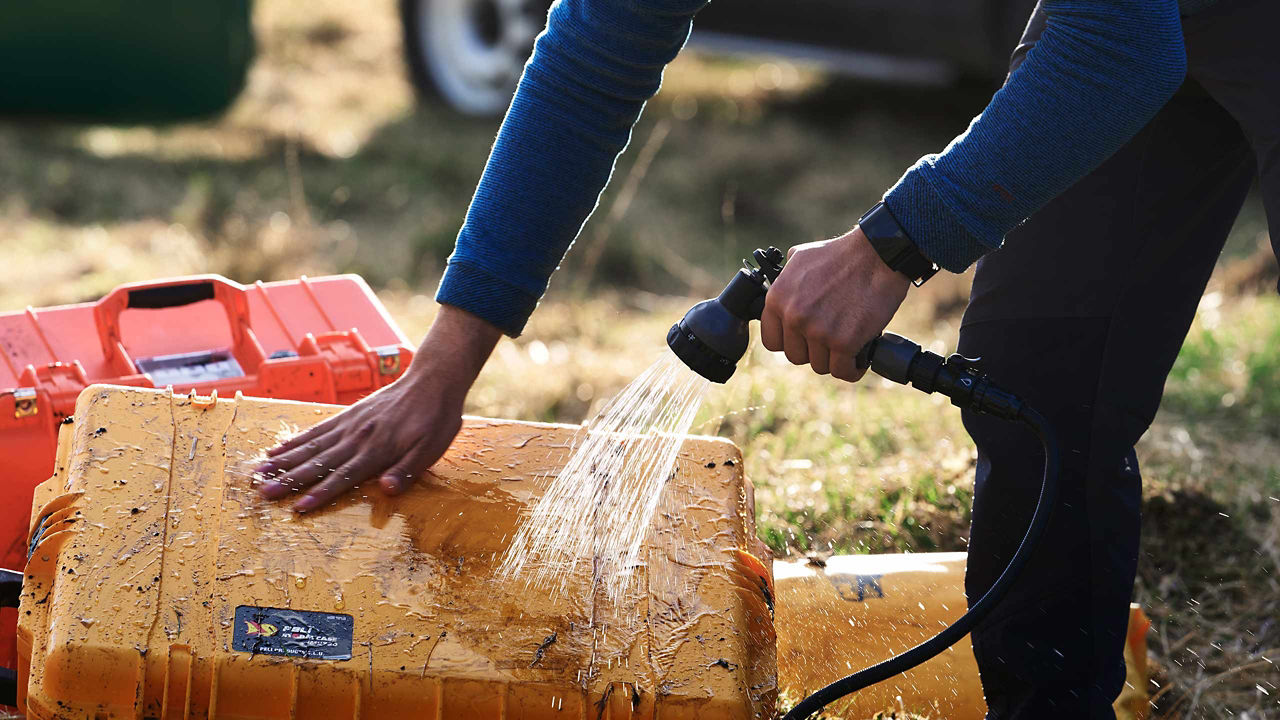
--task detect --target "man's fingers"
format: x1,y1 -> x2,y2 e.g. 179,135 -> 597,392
294,449 -> 393,513
263,443 -> 355,497
256,427 -> 341,480
381,417 -> 464,495
266,419 -> 337,457
782,325 -> 809,366
830,351 -> 867,383
760,307 -> 784,353
262,421 -> 376,495
808,339 -> 831,375
378,445 -> 436,496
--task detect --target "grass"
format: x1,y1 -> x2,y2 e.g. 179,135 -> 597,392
2,0 -> 1278,717
1133,292 -> 1280,718
1166,292 -> 1280,425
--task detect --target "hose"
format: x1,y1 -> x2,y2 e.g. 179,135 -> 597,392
663,248 -> 1064,719
0,567 -> 19,706
781,405 -> 1061,720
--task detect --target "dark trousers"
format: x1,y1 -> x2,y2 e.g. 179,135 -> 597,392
958,0 -> 1280,717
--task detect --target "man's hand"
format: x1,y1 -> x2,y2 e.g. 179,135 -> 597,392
761,226 -> 911,382
256,304 -> 502,513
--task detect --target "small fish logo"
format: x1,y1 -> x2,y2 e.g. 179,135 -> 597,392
245,621 -> 278,637
377,350 -> 402,376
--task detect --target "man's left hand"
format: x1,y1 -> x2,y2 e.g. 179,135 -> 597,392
761,226 -> 911,382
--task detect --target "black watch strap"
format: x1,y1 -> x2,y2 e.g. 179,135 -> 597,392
858,201 -> 939,286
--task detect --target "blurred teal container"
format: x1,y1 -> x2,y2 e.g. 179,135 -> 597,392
0,0 -> 253,121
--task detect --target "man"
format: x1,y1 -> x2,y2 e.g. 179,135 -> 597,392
257,0 -> 1278,716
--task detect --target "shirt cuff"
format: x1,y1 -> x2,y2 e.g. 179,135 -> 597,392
883,166 -> 995,273
436,260 -> 541,337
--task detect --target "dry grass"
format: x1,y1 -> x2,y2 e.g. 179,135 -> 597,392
1,0 -> 1277,718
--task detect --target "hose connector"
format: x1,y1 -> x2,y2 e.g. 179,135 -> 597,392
857,333 -> 1023,420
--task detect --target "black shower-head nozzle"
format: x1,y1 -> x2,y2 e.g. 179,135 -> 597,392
667,247 -> 784,383
666,245 -> 1024,419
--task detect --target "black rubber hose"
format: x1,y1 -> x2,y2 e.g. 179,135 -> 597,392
781,405 -> 1060,720
0,668 -> 14,707
0,568 -> 21,609
1,567 -> 21,705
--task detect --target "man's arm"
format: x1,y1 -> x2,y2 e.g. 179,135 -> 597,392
884,0 -> 1187,271
259,0 -> 703,509
762,0 -> 1187,381
439,0 -> 708,336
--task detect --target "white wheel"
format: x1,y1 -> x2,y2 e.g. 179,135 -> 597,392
401,0 -> 543,116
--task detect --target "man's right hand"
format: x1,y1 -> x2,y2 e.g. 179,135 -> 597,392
255,304 -> 502,513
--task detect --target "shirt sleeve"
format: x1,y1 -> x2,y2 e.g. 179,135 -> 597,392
436,0 -> 706,336
883,0 -> 1187,272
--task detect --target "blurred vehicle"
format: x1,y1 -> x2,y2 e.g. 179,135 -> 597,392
0,0 -> 252,121
399,0 -> 1039,116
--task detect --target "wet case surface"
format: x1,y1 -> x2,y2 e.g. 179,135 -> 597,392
16,385 -> 776,719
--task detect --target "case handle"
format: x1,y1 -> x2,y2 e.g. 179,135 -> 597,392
93,276 -> 258,375
125,282 -> 217,309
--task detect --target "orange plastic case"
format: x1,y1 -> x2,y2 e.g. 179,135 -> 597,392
0,275 -> 412,569
773,554 -> 1150,719
0,275 -> 413,674
16,385 -> 776,720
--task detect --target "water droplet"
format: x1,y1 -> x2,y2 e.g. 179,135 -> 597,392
498,354 -> 711,604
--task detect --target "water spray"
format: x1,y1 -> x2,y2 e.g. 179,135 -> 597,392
668,247 -> 1062,720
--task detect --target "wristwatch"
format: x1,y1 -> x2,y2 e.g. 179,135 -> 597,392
858,201 -> 939,286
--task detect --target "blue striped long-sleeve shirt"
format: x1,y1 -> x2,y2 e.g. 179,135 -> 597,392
437,0 -> 1189,336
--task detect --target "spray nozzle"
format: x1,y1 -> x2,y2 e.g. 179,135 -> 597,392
668,247 -> 1023,418
666,247 -> 783,383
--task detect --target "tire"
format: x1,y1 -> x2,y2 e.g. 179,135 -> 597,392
400,0 -> 544,116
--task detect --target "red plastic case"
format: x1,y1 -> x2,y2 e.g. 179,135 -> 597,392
0,275 -> 414,674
